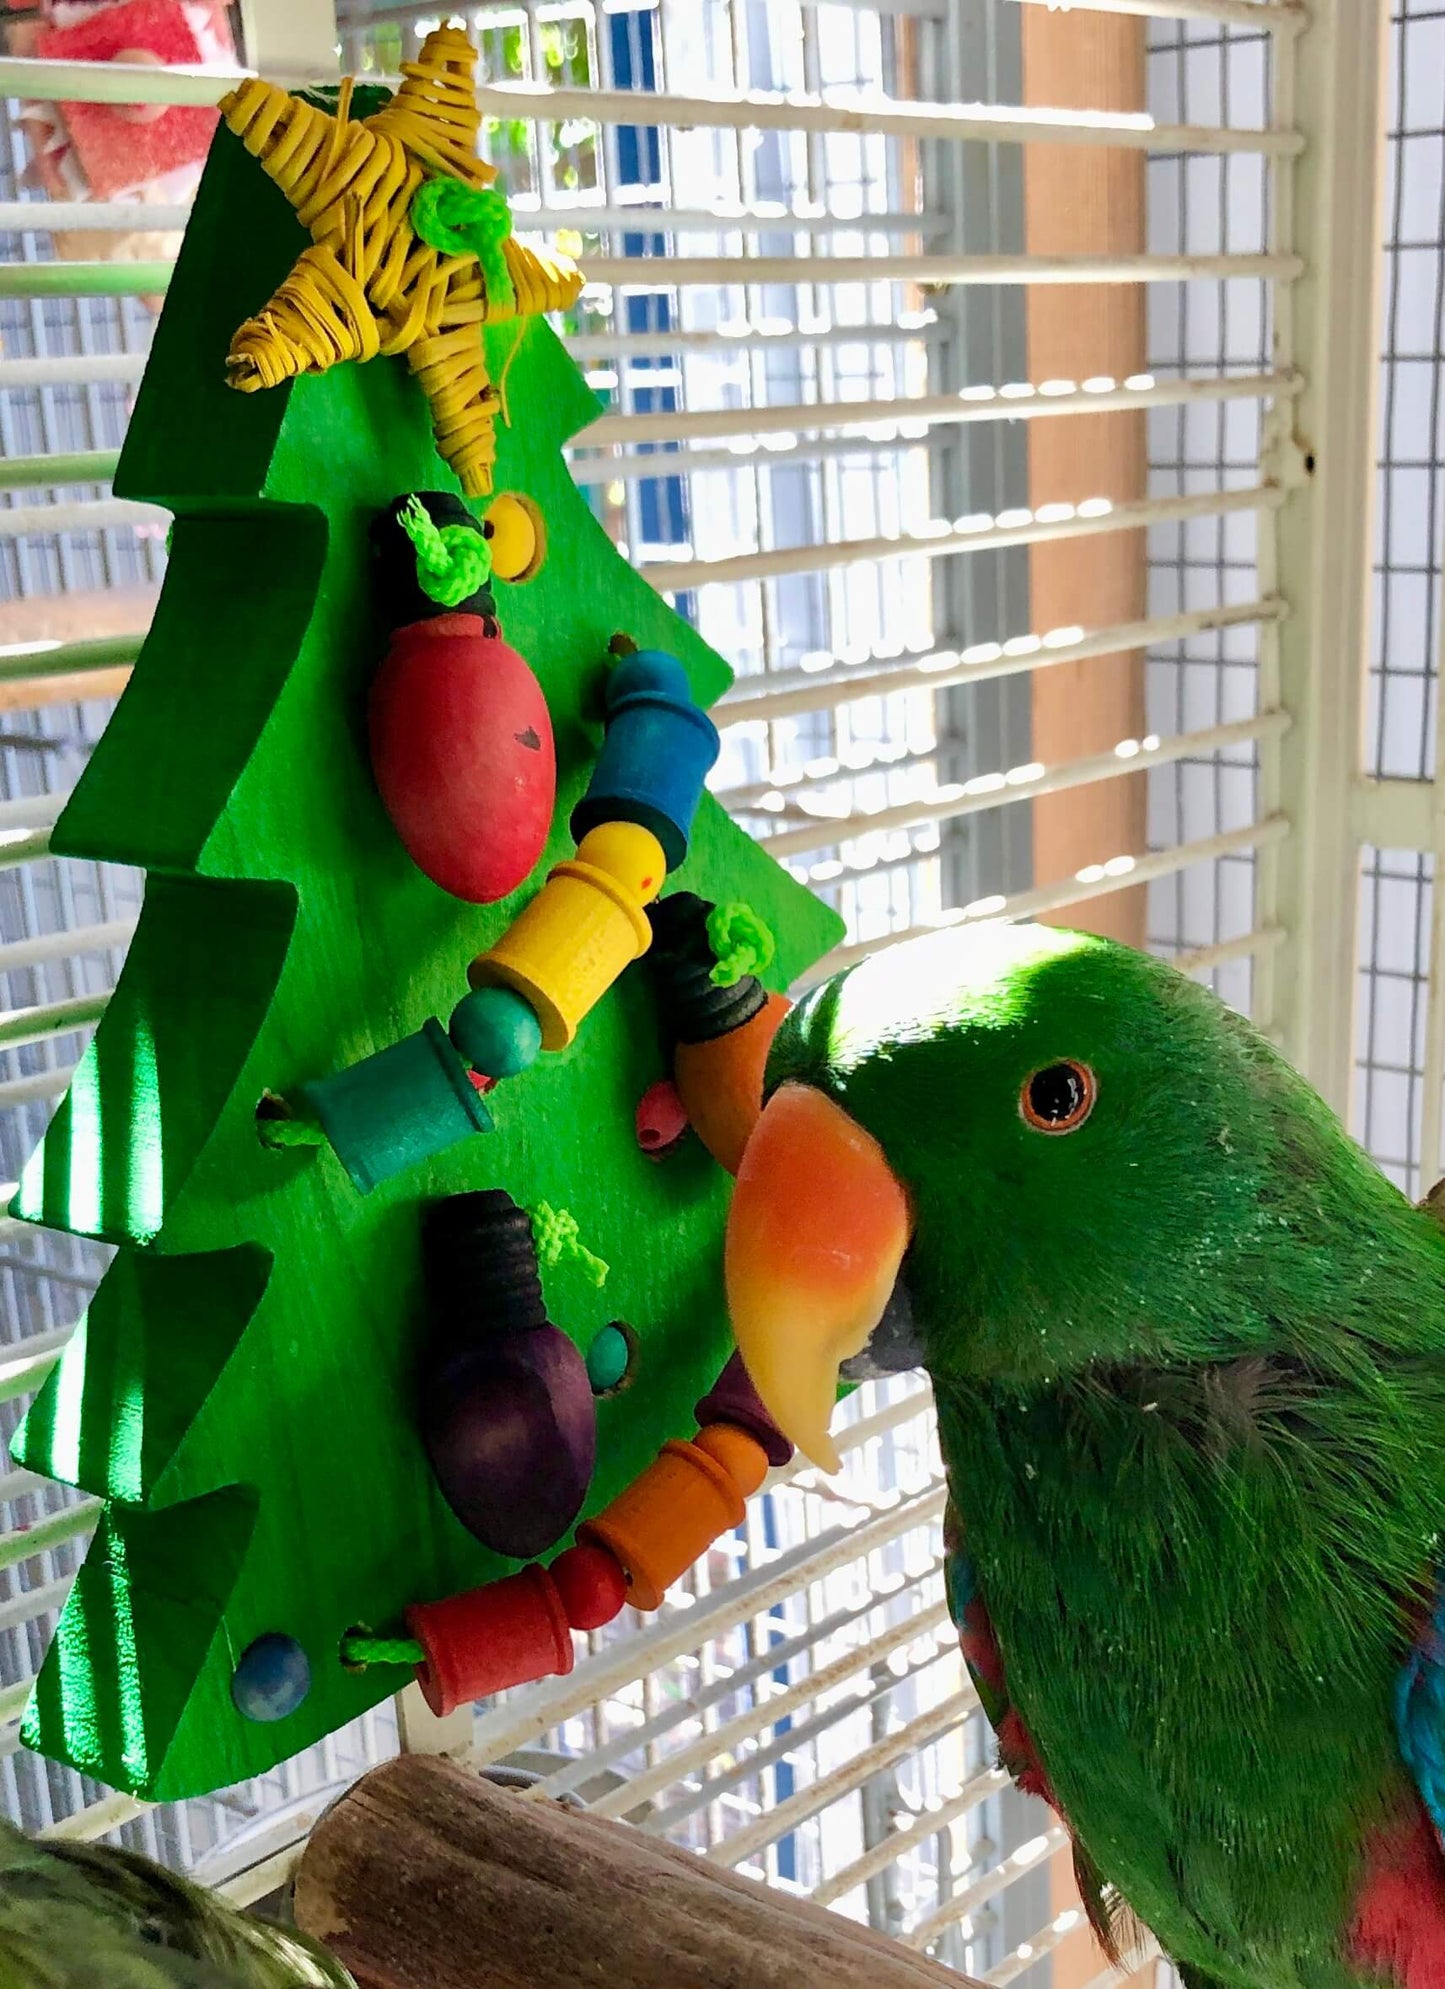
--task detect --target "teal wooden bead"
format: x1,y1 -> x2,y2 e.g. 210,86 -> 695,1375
300,1018 -> 493,1195
231,1632 -> 311,1722
586,1322 -> 634,1395
449,985 -> 543,1078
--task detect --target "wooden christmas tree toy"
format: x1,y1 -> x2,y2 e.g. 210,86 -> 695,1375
6,32 -> 841,1802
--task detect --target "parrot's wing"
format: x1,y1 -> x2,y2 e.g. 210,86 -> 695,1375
944,1496 -> 1147,1968
943,1496 -> 1054,1803
1396,1581 -> 1445,1848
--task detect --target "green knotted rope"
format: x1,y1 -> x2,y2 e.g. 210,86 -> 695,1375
532,1202 -> 609,1288
397,494 -> 493,608
411,175 -> 516,312
707,902 -> 776,988
338,1630 -> 424,1669
255,1093 -> 326,1150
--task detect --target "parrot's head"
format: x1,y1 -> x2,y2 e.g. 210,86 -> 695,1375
725,921 -> 1308,1471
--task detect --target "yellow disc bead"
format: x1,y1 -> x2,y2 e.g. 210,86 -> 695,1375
484,492 -> 544,581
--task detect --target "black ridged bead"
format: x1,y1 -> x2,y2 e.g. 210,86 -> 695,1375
644,892 -> 767,1046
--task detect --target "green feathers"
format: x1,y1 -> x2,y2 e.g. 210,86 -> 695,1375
770,923 -> 1445,1989
0,1823 -> 353,1989
772,923 -> 1445,1389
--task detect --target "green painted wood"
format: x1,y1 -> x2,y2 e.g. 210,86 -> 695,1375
8,119 -> 842,1800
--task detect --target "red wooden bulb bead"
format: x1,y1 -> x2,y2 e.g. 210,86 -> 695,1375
550,1541 -> 628,1630
369,614 -> 556,904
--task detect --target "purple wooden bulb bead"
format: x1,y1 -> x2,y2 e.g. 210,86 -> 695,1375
419,1191 -> 597,1560
694,1350 -> 794,1467
421,1325 -> 595,1560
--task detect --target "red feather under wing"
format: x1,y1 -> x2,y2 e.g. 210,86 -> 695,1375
1350,1811 -> 1445,1989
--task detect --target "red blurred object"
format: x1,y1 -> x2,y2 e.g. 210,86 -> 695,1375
405,1564 -> 573,1716
635,1077 -> 689,1161
37,0 -> 222,199
550,1541 -> 628,1631
369,613 -> 556,905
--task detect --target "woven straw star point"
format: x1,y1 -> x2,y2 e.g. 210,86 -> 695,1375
218,26 -> 583,497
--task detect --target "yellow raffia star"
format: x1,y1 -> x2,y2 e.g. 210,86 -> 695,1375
218,26 -> 583,497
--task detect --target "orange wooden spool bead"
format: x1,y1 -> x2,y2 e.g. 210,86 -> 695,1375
579,1437 -> 745,1611
693,1421 -> 769,1497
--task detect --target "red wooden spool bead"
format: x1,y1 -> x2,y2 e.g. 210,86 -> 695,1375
405,1564 -> 573,1716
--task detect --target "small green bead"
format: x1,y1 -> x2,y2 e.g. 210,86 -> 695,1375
449,986 -> 543,1078
586,1323 -> 632,1394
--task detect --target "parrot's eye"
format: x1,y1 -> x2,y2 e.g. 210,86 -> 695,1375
1020,1061 -> 1096,1134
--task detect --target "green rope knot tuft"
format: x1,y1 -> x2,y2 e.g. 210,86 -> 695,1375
255,1092 -> 326,1150
706,902 -> 776,988
339,1630 -> 424,1669
398,494 -> 493,608
531,1201 -> 610,1288
411,175 -> 516,311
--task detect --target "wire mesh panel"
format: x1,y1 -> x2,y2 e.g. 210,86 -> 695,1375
1372,0 -> 1445,788
1355,845 -> 1432,1195
1144,14 -> 1273,1019
1353,0 -> 1445,1194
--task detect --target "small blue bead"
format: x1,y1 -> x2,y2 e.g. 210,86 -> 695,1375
231,1633 -> 311,1723
449,986 -> 543,1078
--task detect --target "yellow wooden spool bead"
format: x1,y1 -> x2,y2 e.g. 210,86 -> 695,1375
469,821 -> 666,1051
485,493 -> 544,582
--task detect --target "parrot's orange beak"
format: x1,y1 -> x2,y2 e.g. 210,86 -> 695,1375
725,1082 -> 913,1474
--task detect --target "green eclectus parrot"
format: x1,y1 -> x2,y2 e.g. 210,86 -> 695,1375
0,1820 -> 353,1988
724,921 -> 1445,1989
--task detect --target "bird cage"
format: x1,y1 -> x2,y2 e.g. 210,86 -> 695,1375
0,0 -> 1410,1983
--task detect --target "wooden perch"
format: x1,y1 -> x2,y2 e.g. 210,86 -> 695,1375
293,1754 -> 977,1989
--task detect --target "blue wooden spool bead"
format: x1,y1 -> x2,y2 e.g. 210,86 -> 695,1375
300,1019 -> 493,1196
570,650 -> 720,872
231,1632 -> 311,1722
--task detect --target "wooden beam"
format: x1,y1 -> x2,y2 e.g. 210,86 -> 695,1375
0,666 -> 132,714
293,1754 -> 977,1989
1022,9 -> 1147,945
0,584 -> 156,650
